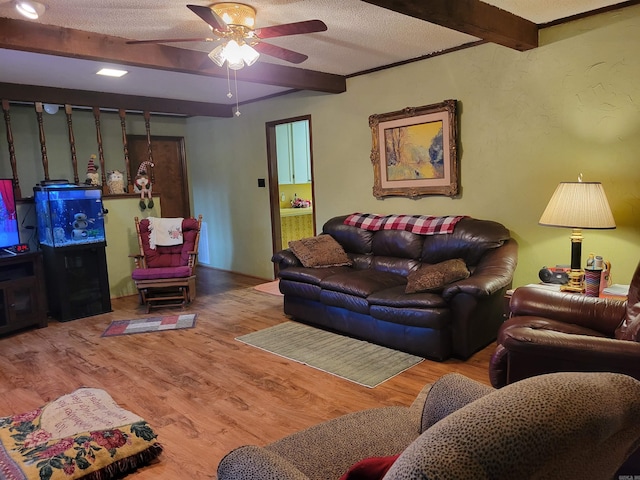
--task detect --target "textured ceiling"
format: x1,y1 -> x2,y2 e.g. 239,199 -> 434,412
0,0 -> 631,114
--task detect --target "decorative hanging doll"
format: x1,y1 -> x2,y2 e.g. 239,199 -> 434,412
85,155 -> 100,186
134,161 -> 155,210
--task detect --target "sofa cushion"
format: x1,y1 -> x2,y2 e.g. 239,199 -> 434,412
320,290 -> 371,314
320,270 -> 406,298
420,373 -> 493,432
384,372 -> 640,480
279,279 -> 323,301
132,265 -> 192,280
371,230 -> 424,260
368,286 -> 447,309
405,259 -> 470,293
323,216 -> 374,254
289,235 -> 352,268
279,266 -> 353,286
371,256 -> 420,277
369,305 -> 451,330
265,405 -> 419,480
420,217 -> 510,266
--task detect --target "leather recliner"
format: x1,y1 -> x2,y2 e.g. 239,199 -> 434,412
490,259 -> 640,388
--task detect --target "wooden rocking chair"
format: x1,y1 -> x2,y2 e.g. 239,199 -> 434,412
131,215 -> 202,312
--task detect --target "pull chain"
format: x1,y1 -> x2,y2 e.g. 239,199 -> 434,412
234,69 -> 241,117
226,64 -> 233,99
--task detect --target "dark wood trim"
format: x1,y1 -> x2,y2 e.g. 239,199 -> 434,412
541,0 -> 640,28
0,82 -> 234,118
265,114 -> 315,277
347,40 -> 486,79
265,122 -> 282,277
0,17 -> 346,95
361,0 -> 538,51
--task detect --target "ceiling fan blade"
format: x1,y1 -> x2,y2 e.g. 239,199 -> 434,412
126,37 -> 217,45
255,19 -> 327,39
254,42 -> 308,64
187,4 -> 229,32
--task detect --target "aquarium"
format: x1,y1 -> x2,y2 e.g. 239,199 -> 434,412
34,182 -> 106,247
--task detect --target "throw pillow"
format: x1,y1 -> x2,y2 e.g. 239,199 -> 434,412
339,454 -> 400,480
289,235 -> 352,268
406,258 -> 470,293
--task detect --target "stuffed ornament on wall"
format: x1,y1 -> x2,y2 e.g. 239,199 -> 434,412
134,161 -> 154,210
85,155 -> 100,186
106,170 -> 125,194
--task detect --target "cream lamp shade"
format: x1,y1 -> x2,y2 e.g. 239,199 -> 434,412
539,182 -> 616,230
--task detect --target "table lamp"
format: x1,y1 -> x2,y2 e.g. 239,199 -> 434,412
539,176 -> 615,293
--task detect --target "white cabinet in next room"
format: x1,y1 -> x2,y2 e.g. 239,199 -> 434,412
276,120 -> 311,185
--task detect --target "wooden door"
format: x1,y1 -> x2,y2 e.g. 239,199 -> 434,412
127,135 -> 191,219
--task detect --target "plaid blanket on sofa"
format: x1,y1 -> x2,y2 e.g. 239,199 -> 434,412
344,213 -> 465,235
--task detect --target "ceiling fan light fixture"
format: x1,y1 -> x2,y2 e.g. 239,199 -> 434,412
208,40 -> 259,69
227,58 -> 245,70
211,2 -> 256,29
208,44 -> 227,67
240,43 -> 260,66
223,40 -> 245,70
15,0 -> 45,20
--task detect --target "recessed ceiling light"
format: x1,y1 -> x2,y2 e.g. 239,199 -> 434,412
96,68 -> 128,78
15,1 -> 46,20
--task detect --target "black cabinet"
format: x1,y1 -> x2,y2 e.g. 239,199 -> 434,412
41,243 -> 112,321
0,252 -> 48,334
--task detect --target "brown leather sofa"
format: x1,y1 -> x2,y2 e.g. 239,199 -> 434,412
489,259 -> 640,388
272,215 -> 518,360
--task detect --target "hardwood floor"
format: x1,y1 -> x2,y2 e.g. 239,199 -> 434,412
0,267 -> 495,479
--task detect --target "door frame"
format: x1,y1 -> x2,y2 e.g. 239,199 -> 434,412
266,114 -> 315,277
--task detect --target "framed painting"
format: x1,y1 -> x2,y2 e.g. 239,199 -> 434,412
369,99 -> 458,198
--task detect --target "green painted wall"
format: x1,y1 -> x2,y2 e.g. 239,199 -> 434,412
3,5 -> 640,297
187,4 -> 640,288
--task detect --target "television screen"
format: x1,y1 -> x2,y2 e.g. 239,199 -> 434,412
0,179 -> 20,250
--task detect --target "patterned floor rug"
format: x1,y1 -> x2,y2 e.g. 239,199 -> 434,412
0,388 -> 163,479
236,321 -> 424,388
102,314 -> 197,337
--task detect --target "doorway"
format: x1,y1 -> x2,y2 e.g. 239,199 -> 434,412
266,115 -> 315,276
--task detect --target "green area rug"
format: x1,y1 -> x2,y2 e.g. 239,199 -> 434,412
236,322 -> 423,388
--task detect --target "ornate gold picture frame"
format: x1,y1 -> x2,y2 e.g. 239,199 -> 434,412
369,99 -> 458,198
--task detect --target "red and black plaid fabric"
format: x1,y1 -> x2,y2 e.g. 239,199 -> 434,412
343,213 -> 465,235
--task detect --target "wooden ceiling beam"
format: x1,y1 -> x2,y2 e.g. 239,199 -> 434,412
362,0 -> 538,51
0,82 -> 234,118
0,17 -> 346,94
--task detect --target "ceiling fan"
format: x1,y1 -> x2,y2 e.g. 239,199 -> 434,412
126,2 -> 327,68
